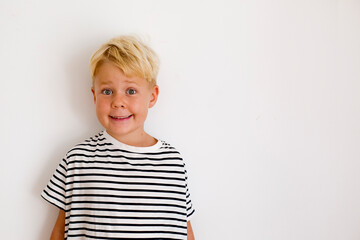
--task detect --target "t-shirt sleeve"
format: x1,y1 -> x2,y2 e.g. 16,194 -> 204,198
184,163 -> 195,220
41,157 -> 68,211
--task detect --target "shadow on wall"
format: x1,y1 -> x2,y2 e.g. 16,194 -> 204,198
34,40 -> 102,239
65,42 -> 100,132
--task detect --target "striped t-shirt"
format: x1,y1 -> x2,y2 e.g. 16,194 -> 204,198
41,131 -> 195,239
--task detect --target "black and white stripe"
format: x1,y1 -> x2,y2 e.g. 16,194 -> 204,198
42,131 -> 195,240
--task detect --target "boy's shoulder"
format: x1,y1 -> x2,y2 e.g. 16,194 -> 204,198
74,131 -> 110,148
64,131 -> 181,158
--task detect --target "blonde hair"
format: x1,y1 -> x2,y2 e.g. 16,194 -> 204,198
90,35 -> 159,86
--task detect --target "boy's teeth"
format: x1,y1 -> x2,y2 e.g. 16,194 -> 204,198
112,115 -> 131,119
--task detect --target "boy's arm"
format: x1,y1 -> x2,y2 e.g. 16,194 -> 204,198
187,221 -> 195,240
50,209 -> 65,240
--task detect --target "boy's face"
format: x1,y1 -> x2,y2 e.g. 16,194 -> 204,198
91,62 -> 159,144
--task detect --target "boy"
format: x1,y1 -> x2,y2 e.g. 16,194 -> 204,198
41,36 -> 195,239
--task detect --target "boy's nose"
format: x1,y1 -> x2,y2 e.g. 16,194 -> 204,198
111,94 -> 125,108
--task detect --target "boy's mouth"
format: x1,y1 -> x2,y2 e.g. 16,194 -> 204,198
110,114 -> 133,120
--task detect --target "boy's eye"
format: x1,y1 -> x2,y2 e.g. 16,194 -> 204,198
102,89 -> 113,95
126,88 -> 137,95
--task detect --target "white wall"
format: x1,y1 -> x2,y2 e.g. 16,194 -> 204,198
1,0 -> 359,239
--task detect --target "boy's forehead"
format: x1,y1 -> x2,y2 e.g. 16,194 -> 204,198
93,74 -> 154,90
93,62 -> 155,87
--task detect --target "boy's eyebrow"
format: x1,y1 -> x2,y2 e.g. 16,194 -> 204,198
98,81 -> 112,85
97,79 -> 139,85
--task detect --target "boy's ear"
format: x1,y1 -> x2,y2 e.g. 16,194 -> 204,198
148,85 -> 159,108
91,87 -> 96,103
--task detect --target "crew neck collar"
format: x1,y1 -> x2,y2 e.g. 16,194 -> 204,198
103,130 -> 162,152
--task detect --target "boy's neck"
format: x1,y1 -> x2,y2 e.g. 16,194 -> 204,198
106,130 -> 157,147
